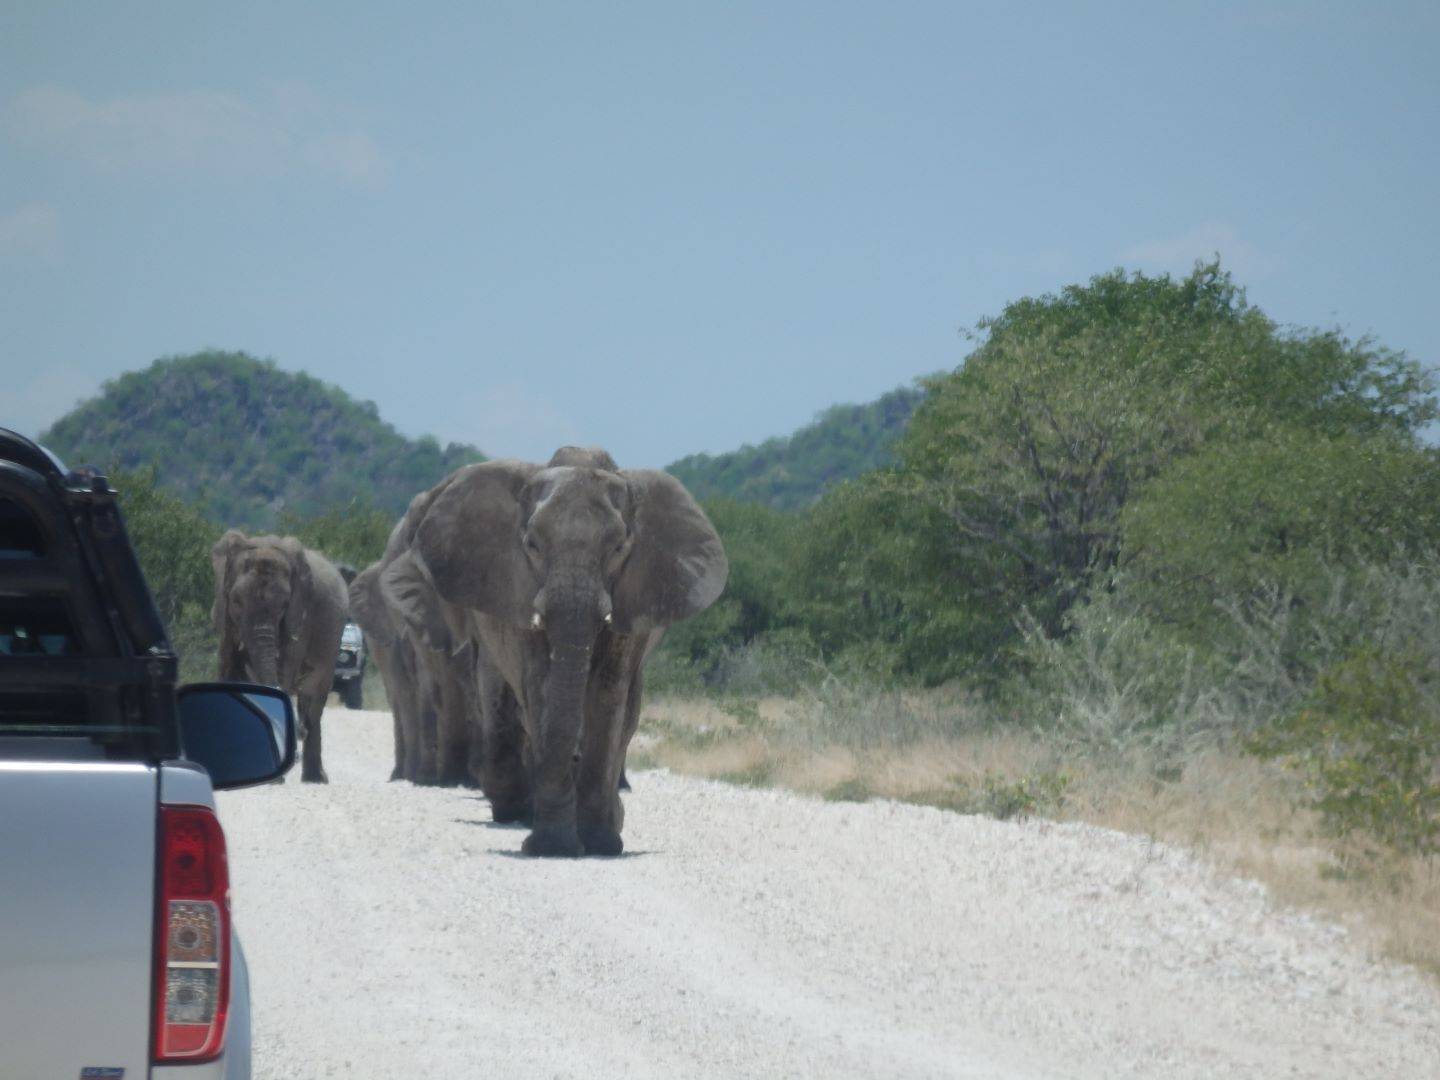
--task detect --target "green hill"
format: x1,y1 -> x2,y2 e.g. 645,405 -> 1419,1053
40,351 -> 485,528
666,385 -> 926,509
41,350 -> 924,525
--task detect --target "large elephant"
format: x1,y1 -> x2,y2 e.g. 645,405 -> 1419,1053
403,450 -> 727,856
212,531 -> 349,783
352,486 -> 483,787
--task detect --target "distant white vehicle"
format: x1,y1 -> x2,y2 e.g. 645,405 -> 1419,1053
333,620 -> 366,708
0,429 -> 297,1079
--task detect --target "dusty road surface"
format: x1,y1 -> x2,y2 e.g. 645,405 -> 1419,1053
219,709 -> 1440,1079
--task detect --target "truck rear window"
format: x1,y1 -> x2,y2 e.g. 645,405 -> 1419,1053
0,497 -> 44,558
0,691 -> 88,731
0,597 -> 79,657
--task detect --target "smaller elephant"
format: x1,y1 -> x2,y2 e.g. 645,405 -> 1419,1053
352,483 -> 485,787
212,530 -> 349,783
350,559 -> 426,782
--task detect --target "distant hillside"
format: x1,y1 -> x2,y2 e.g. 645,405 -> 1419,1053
667,385 -> 926,510
41,351 -> 485,528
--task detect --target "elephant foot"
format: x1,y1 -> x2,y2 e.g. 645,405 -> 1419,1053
301,768 -> 329,784
578,825 -> 623,857
521,825 -> 584,858
490,800 -> 532,826
389,767 -> 404,782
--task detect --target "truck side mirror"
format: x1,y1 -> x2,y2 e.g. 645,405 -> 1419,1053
177,682 -> 296,790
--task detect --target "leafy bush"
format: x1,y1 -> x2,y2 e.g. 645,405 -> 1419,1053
1253,650 -> 1440,860
1010,594 -> 1238,756
908,771 -> 1071,820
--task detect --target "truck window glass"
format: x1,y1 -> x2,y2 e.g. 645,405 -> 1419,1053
0,498 -> 44,558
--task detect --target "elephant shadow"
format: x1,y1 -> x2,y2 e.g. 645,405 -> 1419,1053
486,847 -> 656,860
450,816 -> 657,856
452,816 -> 527,831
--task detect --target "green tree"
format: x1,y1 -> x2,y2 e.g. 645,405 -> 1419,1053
856,262 -> 1434,677
278,499 -> 397,572
1120,431 -> 1440,641
110,467 -> 221,679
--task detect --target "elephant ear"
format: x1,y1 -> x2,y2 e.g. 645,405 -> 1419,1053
210,529 -> 249,630
348,563 -> 396,645
612,470 -> 728,633
380,549 -> 453,655
276,538 -> 313,679
413,460 -> 543,628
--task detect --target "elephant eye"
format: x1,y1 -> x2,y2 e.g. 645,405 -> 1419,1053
525,535 -> 540,553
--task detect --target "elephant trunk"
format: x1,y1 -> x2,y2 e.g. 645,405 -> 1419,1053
522,568 -> 608,857
522,641 -> 592,856
249,623 -> 281,688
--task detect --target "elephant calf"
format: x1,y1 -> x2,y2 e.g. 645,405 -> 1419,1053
212,530 -> 349,783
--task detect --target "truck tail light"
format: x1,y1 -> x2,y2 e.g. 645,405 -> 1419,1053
153,804 -> 231,1063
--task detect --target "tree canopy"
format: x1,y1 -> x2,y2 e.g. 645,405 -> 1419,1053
667,385 -> 925,509
42,350 -> 485,530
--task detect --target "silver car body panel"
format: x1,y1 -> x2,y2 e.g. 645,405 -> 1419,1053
0,755 -> 252,1079
0,758 -> 159,1078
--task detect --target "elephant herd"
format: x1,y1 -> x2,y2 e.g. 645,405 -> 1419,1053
210,447 -> 728,857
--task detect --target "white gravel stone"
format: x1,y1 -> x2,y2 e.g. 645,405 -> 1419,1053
218,708 -> 1440,1079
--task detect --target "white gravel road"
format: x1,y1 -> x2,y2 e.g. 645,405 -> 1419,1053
218,709 -> 1440,1079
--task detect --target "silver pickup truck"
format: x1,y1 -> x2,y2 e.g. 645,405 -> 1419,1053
0,429 -> 297,1079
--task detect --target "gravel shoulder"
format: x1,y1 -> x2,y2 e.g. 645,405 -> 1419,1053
218,708 -> 1440,1079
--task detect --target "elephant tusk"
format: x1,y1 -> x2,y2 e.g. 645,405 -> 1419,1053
603,612 -> 613,625
531,612 -> 543,631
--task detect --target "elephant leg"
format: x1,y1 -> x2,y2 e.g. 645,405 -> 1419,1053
390,699 -> 408,781
466,713 -> 487,789
480,681 -> 530,823
434,665 -> 472,787
401,696 -> 423,782
299,689 -> 328,783
410,694 -> 440,784
399,659 -> 428,783
575,643 -> 637,856
616,672 -> 642,793
376,650 -> 408,782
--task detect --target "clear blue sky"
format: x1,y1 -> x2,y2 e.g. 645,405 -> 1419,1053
1,2 -> 1435,466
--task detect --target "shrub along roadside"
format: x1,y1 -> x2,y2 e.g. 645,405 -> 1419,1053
1253,649 -> 1440,862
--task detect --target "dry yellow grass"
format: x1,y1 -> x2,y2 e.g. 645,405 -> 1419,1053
634,692 -> 1440,980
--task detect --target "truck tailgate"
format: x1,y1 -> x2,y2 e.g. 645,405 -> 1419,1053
0,760 -> 158,1078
